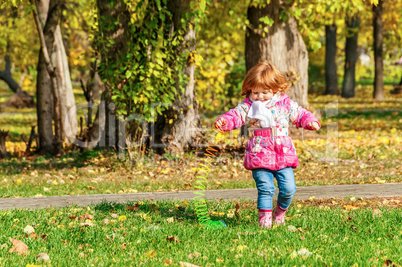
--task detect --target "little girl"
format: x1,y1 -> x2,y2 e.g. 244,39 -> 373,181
215,61 -> 320,229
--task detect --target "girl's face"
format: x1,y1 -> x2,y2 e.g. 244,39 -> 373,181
251,88 -> 274,101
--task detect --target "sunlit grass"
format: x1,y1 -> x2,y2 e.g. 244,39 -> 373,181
0,198 -> 400,266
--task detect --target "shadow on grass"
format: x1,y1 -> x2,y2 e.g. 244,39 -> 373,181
0,148 -> 117,175
93,199 -> 242,227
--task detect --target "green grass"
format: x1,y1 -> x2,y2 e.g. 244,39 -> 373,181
0,199 -> 401,266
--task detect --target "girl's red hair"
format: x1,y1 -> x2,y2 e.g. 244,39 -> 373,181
241,61 -> 290,96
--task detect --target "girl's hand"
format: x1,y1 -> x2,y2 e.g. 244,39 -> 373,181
308,121 -> 320,130
215,118 -> 227,131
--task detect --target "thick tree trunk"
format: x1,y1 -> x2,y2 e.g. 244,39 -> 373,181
342,16 -> 360,98
373,0 -> 384,100
153,0 -> 203,155
325,24 -> 339,95
245,0 -> 308,107
53,25 -> 78,143
96,0 -> 131,149
35,0 -> 62,154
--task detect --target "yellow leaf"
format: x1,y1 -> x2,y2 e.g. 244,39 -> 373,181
144,250 -> 157,258
118,215 -> 127,221
343,205 -> 359,211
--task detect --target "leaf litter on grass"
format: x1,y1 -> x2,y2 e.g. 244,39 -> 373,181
1,197 -> 401,266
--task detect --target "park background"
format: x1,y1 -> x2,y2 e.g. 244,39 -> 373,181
0,0 -> 401,266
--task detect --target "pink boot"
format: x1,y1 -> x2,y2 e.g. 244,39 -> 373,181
258,209 -> 272,228
273,205 -> 287,226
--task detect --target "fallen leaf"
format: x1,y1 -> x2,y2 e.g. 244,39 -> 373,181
382,259 -> 402,266
375,177 -> 386,184
27,232 -> 38,239
167,217 -> 174,223
183,183 -> 192,189
120,243 -> 127,250
288,225 -> 297,232
118,215 -> 127,221
79,222 -> 95,227
350,224 -> 358,231
164,258 -> 173,265
9,238 -> 28,255
23,225 -> 35,235
297,248 -> 313,257
126,203 -> 139,211
111,214 -> 118,218
343,205 -> 359,211
167,236 -> 180,242
188,252 -> 201,259
80,214 -> 94,221
144,250 -> 157,258
179,262 -> 201,267
372,208 -> 383,217
36,252 -> 50,261
69,215 -> 77,220
235,203 -> 241,219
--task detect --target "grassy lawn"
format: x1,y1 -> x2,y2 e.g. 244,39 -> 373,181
0,197 -> 401,266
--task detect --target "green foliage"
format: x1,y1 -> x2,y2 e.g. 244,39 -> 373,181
94,0 -> 207,123
0,1 -> 39,90
62,0 -> 98,81
196,0 -> 248,111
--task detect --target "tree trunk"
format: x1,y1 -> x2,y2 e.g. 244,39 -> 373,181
342,16 -> 360,98
53,24 -> 78,143
0,55 -> 21,93
96,0 -> 131,149
245,0 -> 308,107
0,55 -> 35,109
373,0 -> 384,100
35,0 -> 62,155
153,0 -> 204,155
0,130 -> 9,158
325,24 -> 339,95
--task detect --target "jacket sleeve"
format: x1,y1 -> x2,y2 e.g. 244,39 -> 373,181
289,99 -> 321,130
214,97 -> 251,132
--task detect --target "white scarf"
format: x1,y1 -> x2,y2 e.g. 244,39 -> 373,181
247,92 -> 281,128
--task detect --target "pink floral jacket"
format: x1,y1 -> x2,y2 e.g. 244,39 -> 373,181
215,92 -> 321,171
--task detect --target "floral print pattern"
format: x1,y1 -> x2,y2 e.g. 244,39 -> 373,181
215,92 -> 321,170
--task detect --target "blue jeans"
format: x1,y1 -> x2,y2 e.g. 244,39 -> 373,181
252,167 -> 296,210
